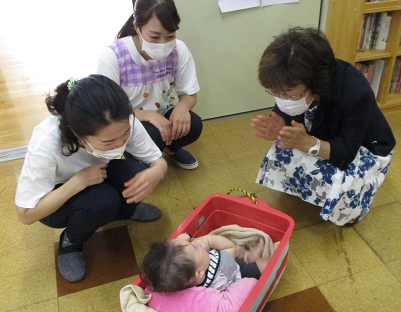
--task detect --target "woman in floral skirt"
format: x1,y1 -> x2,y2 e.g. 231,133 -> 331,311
251,27 -> 395,227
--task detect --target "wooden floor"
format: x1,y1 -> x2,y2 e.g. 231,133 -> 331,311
0,53 -> 53,150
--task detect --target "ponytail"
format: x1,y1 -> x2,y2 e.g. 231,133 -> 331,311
45,80 -> 79,155
116,14 -> 137,39
45,80 -> 69,116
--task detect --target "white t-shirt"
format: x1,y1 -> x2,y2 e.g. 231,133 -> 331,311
15,114 -> 161,209
97,37 -> 200,115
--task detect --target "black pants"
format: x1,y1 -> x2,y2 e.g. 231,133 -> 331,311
236,259 -> 262,280
141,108 -> 203,152
40,159 -> 146,246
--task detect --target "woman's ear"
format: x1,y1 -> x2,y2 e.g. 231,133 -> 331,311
133,22 -> 139,34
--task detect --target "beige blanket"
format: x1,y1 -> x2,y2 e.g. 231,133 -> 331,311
209,224 -> 279,261
120,284 -> 157,312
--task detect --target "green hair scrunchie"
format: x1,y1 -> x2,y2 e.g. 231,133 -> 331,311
67,78 -> 79,91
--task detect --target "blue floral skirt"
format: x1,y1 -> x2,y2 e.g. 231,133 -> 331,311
256,141 -> 393,226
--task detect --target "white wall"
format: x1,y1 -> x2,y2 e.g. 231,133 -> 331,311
175,0 -> 322,119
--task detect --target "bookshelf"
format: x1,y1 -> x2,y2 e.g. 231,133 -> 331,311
325,0 -> 401,111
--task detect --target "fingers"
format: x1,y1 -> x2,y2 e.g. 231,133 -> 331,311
277,132 -> 292,145
251,114 -> 284,141
171,121 -> 182,140
122,172 -> 156,204
159,123 -> 172,146
177,233 -> 191,241
150,115 -> 172,145
171,119 -> 190,140
123,181 -> 149,204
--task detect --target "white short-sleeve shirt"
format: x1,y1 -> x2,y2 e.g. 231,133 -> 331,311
15,114 -> 161,209
97,37 -> 199,115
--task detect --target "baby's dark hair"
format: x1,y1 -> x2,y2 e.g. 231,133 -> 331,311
139,239 -> 196,292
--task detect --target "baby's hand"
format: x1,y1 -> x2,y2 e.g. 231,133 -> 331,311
177,233 -> 191,241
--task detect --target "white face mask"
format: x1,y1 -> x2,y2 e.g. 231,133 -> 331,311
138,29 -> 176,60
83,138 -> 127,159
275,90 -> 314,116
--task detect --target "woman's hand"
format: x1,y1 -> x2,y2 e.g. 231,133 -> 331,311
277,120 -> 315,151
251,112 -> 285,141
122,158 -> 167,204
169,94 -> 196,140
147,111 -> 173,145
135,110 -> 173,145
72,162 -> 108,191
169,104 -> 191,140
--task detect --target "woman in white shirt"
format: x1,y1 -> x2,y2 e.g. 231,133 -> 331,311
98,0 -> 202,170
15,75 -> 167,282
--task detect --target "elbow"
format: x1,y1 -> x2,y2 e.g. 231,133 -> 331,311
15,206 -> 36,225
17,214 -> 35,225
20,218 -> 35,226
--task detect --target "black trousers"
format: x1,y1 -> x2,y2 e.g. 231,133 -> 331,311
40,159 -> 146,246
141,108 -> 203,152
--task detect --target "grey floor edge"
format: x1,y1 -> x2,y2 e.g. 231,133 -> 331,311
0,145 -> 27,163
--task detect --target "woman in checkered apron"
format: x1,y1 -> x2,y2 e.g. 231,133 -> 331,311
98,0 -> 202,170
252,28 -> 395,227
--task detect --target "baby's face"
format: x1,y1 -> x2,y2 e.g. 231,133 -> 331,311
174,235 -> 210,271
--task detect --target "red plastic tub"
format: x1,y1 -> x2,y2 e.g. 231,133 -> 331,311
133,194 -> 294,312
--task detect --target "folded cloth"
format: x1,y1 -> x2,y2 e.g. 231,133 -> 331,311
209,224 -> 279,261
120,284 -> 157,312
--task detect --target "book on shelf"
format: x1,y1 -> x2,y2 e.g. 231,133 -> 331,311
395,61 -> 400,93
370,59 -> 385,98
370,12 -> 381,49
358,15 -> 367,49
358,12 -> 391,50
390,62 -> 397,93
390,58 -> 401,93
363,14 -> 374,49
355,59 -> 385,99
377,13 -> 391,50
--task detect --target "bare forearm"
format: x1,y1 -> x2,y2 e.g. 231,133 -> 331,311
149,158 -> 168,181
177,94 -> 197,111
16,176 -> 83,225
202,235 -> 235,250
133,109 -> 159,122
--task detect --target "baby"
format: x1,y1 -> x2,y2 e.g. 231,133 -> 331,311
139,233 -> 269,292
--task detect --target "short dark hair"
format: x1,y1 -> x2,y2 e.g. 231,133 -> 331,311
116,0 -> 181,39
139,239 -> 196,292
258,27 -> 336,97
45,74 -> 132,155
